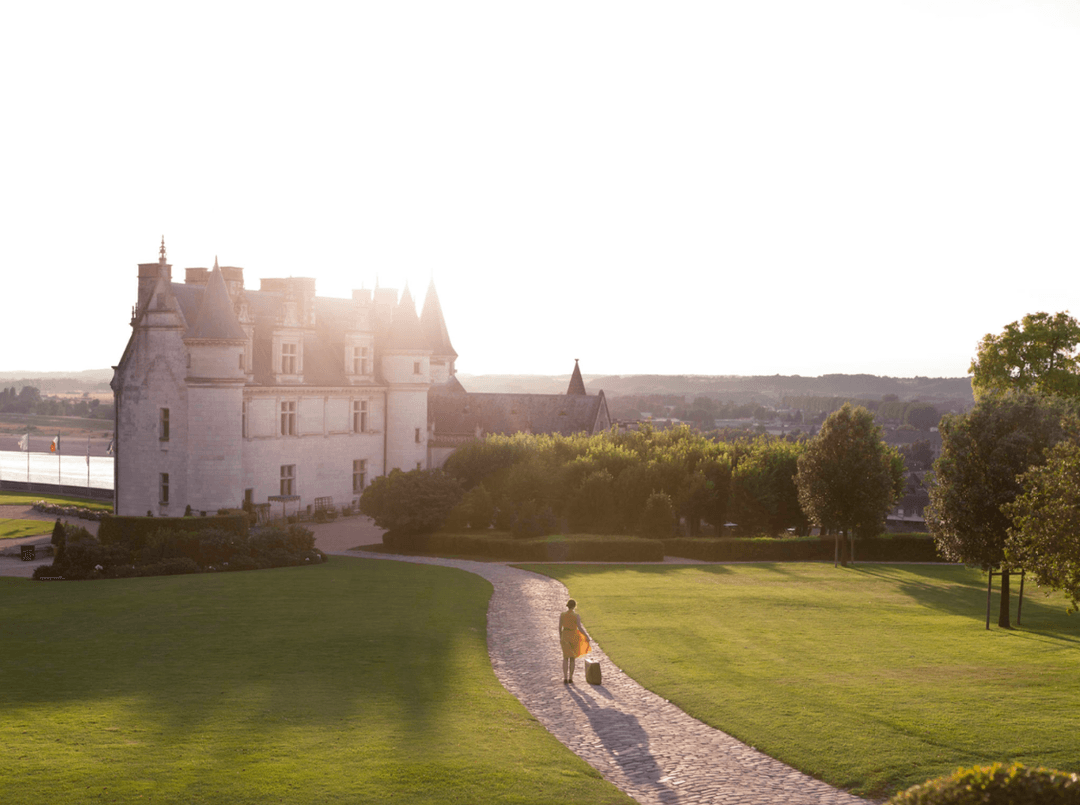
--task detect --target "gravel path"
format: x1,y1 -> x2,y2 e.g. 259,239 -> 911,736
345,549 -> 871,805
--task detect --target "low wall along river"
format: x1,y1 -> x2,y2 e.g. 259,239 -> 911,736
0,450 -> 113,497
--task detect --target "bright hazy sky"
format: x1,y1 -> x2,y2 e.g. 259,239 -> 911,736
3,1 -> 1079,380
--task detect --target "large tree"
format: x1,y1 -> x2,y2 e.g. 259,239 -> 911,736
796,404 -> 904,566
926,395 -> 1074,627
1003,437 -> 1080,613
970,311 -> 1080,400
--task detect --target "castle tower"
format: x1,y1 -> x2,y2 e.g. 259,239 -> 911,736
381,285 -> 432,471
420,280 -> 457,385
181,259 -> 248,512
112,239 -> 193,515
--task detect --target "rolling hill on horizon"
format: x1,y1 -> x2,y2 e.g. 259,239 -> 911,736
0,369 -> 974,406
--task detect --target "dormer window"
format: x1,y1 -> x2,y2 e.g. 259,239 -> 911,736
352,346 -> 371,375
281,343 -> 298,374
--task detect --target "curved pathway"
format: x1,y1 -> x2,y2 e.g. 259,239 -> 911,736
1,512 -> 869,802
347,549 -> 870,805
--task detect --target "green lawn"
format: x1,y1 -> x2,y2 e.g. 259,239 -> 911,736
523,563 -> 1080,800
0,519 -> 52,539
0,491 -> 112,511
0,558 -> 632,805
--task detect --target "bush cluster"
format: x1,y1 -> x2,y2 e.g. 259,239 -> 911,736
33,521 -> 325,581
888,763 -> 1080,804
663,534 -> 944,563
362,427 -> 814,540
98,513 -> 248,551
381,531 -> 664,562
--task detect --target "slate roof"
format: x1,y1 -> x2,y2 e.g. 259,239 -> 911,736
385,285 -> 429,352
567,359 -> 586,395
429,389 -> 610,437
185,263 -> 247,341
420,281 -> 457,358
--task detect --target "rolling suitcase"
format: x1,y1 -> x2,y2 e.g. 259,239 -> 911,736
584,658 -> 602,685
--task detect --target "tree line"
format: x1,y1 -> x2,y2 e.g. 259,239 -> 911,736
0,386 -> 112,418
362,407 -> 906,568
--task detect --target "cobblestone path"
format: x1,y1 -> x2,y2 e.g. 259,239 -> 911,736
351,551 -> 870,805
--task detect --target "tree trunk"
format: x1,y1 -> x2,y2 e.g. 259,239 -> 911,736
839,529 -> 849,567
998,570 -> 1011,628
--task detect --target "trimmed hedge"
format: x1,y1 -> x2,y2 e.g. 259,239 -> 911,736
888,763 -> 1080,804
98,513 -> 248,551
33,524 -> 325,581
381,531 -> 665,562
663,534 -> 946,563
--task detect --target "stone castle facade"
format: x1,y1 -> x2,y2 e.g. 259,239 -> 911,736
111,240 -> 610,516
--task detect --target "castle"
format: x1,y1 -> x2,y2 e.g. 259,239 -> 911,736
111,240 -> 611,516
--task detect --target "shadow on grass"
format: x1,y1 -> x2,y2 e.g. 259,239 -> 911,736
0,558 -> 491,746
852,564 -> 1080,640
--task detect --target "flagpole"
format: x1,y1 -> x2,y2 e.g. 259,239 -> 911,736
57,434 -> 61,491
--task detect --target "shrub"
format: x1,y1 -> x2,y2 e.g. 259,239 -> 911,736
663,534 -> 946,562
381,531 -> 663,562
51,519 -> 66,563
458,483 -> 495,530
98,513 -> 248,551
640,491 -> 676,538
887,762 -> 1080,804
510,500 -> 558,539
566,469 -> 616,533
359,469 -> 463,534
139,557 -> 200,577
37,522 -> 320,581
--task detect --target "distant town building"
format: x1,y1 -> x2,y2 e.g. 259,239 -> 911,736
111,241 -> 609,516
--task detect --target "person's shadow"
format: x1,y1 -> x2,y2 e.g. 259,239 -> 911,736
567,683 -> 683,803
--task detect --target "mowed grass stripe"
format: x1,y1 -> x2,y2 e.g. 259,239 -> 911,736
524,563 -> 1080,800
0,519 -> 52,539
0,558 -> 632,805
0,491 -> 112,511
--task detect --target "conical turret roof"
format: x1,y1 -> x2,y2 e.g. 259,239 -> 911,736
386,285 -> 429,351
420,280 -> 457,358
187,259 -> 247,341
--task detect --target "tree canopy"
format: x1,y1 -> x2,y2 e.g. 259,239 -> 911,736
970,311 -> 1080,401
926,394 -> 1074,627
1004,437 -> 1080,613
795,404 -> 904,566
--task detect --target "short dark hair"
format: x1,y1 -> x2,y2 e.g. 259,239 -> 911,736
566,599 -> 576,610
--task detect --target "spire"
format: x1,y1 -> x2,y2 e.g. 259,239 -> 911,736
567,359 -> 586,395
159,236 -> 167,264
386,283 -> 427,350
420,279 -> 457,358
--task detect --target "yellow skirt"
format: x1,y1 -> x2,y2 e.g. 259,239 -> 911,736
561,628 -> 590,659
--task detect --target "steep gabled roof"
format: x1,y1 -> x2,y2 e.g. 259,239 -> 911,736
420,280 -> 457,358
186,260 -> 247,341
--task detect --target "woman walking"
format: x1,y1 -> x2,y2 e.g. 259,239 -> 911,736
559,599 -> 590,683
